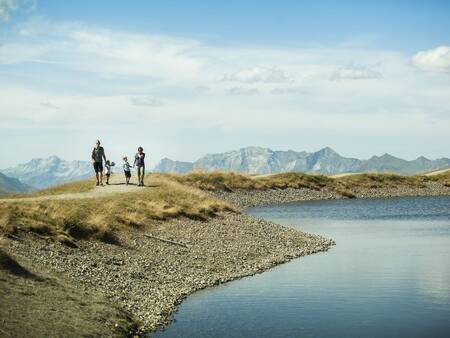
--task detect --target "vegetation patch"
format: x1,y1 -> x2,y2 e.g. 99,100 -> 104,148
171,171 -> 332,191
0,175 -> 234,243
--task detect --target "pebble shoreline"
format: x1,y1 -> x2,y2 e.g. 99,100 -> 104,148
214,181 -> 450,209
4,182 -> 450,336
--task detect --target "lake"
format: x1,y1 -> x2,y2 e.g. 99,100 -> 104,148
154,196 -> 450,338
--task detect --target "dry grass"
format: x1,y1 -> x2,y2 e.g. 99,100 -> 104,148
171,171 -> 331,191
332,172 -> 427,190
1,170 -> 447,243
4,177 -> 97,199
0,175 -> 233,243
169,171 -> 449,197
426,170 -> 450,187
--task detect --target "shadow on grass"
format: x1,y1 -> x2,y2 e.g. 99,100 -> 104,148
0,248 -> 40,280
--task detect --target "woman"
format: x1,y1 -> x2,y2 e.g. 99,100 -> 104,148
134,146 -> 146,186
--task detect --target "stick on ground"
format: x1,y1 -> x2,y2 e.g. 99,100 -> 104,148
144,233 -> 189,248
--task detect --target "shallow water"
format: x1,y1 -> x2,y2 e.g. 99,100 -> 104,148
154,196 -> 450,338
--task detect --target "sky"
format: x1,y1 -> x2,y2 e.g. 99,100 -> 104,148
0,0 -> 449,168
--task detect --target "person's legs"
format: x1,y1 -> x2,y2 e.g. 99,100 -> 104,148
94,162 -> 100,185
98,162 -> 104,185
136,169 -> 141,186
140,166 -> 145,186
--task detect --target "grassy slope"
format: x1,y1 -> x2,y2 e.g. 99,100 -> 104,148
0,247 -> 136,337
0,174 -> 233,243
172,171 -> 449,191
1,171 -> 448,243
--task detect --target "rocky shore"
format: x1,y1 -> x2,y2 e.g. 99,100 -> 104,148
214,181 -> 450,209
2,211 -> 334,337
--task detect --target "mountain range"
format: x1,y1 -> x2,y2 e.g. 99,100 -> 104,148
0,172 -> 32,194
1,147 -> 449,191
153,146 -> 450,176
1,156 -> 93,189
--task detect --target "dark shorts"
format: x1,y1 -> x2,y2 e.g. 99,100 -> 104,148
93,162 -> 103,173
124,171 -> 131,178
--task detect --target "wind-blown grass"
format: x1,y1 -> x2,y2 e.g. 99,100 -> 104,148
0,175 -> 233,243
171,171 -> 439,191
171,172 -> 332,191
1,171 -> 447,243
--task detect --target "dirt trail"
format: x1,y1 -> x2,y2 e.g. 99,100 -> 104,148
0,173 -> 147,203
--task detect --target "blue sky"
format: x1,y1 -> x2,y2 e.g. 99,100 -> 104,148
0,0 -> 449,167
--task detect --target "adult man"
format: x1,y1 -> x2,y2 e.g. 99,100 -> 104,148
91,139 -> 107,186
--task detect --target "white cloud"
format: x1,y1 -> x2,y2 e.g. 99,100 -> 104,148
0,18 -> 449,167
0,0 -> 32,20
271,87 -> 304,95
40,101 -> 60,109
412,46 -> 450,73
330,65 -> 382,81
228,87 -> 260,95
130,96 -> 164,107
0,19 -> 204,83
222,67 -> 290,83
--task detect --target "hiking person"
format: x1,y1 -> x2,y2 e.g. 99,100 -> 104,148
134,146 -> 145,186
91,139 -> 107,186
104,160 -> 115,185
123,156 -> 132,185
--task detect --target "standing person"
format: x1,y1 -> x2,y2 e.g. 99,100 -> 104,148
123,156 -> 132,185
91,139 -> 107,186
134,146 -> 145,186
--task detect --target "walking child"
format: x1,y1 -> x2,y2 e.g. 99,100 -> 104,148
104,160 -> 115,185
123,156 -> 132,185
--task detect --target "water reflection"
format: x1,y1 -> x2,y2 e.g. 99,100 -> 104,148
154,196 -> 450,338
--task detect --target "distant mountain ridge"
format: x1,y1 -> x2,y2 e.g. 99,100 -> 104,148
0,172 -> 32,194
2,148 -> 449,190
153,146 -> 450,176
1,156 -> 93,189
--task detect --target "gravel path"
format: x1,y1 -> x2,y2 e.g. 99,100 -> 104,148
0,175 -> 146,203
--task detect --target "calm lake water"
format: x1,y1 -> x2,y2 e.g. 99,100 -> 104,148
154,196 -> 450,338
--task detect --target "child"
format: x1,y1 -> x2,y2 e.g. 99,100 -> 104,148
123,156 -> 132,185
104,160 -> 115,185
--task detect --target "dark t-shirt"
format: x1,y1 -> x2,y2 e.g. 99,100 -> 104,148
92,146 -> 105,163
135,152 -> 145,166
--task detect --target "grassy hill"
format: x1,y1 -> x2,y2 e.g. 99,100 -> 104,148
1,171 -> 448,244
0,174 -> 233,243
171,170 -> 450,191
